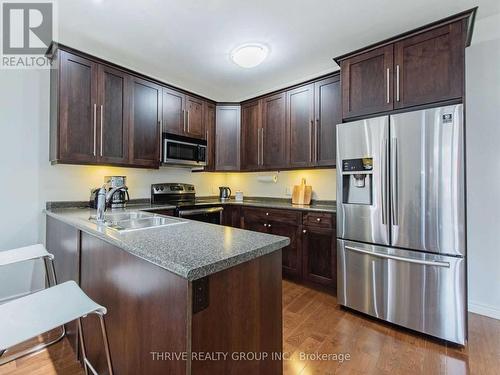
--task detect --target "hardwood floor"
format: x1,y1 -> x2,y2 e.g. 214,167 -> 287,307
1,280 -> 499,375
282,280 -> 500,375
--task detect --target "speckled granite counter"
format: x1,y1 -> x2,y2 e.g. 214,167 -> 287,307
45,207 -> 290,281
148,197 -> 337,213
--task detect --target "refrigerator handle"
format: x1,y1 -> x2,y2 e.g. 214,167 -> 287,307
344,246 -> 450,268
381,138 -> 388,224
391,138 -> 399,225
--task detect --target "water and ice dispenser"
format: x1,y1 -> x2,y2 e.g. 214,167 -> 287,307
341,158 -> 373,205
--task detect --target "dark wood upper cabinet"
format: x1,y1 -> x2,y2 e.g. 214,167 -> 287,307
341,45 -> 394,119
97,65 -> 129,164
287,84 -> 315,168
394,21 -> 465,109
162,87 -> 185,135
129,77 -> 161,168
185,95 -> 205,139
336,10 -> 474,120
314,75 -> 341,166
57,50 -> 99,163
215,105 -> 241,171
204,101 -> 216,171
262,92 -> 288,169
241,99 -> 262,170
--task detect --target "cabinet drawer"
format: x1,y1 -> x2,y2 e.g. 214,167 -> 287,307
303,212 -> 334,229
242,207 -> 301,226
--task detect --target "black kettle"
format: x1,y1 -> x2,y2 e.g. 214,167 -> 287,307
219,186 -> 231,200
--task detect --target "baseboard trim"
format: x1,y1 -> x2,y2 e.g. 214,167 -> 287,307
468,301 -> 500,320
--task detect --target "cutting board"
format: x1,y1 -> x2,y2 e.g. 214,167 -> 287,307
292,178 -> 312,205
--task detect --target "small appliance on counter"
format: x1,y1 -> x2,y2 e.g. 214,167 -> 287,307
90,176 -> 129,209
219,186 -> 231,200
235,191 -> 244,202
292,179 -> 312,205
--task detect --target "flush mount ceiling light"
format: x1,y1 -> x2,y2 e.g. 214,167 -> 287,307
230,44 -> 269,68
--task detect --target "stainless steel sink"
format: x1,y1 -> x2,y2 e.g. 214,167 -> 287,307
89,211 -> 186,232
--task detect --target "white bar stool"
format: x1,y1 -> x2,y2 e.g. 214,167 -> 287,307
0,281 -> 114,375
0,244 -> 113,375
0,244 -> 65,361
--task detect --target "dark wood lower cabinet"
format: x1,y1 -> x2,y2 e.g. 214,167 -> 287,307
239,206 -> 336,290
268,222 -> 302,279
302,226 -> 336,288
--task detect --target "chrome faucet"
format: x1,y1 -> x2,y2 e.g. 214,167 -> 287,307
95,185 -> 128,223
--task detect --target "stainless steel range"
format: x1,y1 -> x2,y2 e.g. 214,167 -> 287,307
336,104 -> 466,345
151,183 -> 223,224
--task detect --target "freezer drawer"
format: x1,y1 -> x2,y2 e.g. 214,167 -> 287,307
337,239 -> 466,345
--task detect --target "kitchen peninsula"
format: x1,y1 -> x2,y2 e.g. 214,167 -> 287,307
45,206 -> 289,375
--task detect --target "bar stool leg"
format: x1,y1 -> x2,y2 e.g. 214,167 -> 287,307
97,312 -> 114,375
78,318 -> 90,375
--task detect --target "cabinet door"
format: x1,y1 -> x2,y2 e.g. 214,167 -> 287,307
204,102 -> 216,171
241,99 -> 262,170
314,75 -> 341,166
268,222 -> 302,279
288,84 -> 314,168
340,45 -> 394,119
215,105 -> 241,171
129,77 -> 161,168
241,216 -> 269,234
97,65 -> 129,165
302,227 -> 336,288
162,87 -> 185,135
58,50 -> 98,163
185,96 -> 205,139
262,92 -> 288,169
394,21 -> 464,109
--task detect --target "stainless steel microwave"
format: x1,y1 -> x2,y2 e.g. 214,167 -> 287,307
163,133 -> 207,167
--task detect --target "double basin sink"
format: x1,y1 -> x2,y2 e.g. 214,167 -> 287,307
89,211 -> 186,233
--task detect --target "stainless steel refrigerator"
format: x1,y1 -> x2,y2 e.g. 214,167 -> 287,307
336,104 -> 466,345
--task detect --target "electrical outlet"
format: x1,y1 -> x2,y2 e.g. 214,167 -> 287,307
285,187 -> 292,196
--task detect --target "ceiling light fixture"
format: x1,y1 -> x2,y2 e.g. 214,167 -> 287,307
230,43 -> 269,68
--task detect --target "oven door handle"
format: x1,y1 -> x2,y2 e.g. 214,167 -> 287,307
178,207 -> 224,217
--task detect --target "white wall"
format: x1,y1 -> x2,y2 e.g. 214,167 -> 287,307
465,12 -> 500,319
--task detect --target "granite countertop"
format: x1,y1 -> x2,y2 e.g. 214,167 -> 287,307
45,207 -> 290,281
148,197 -> 337,213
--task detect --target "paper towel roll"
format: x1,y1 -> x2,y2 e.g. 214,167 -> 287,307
257,174 -> 278,183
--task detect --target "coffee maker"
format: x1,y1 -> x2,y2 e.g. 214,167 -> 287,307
90,176 -> 130,209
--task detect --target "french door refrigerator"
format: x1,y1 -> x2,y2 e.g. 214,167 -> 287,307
336,104 -> 466,345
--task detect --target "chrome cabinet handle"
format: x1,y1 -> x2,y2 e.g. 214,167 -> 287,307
316,218 -> 321,222
260,128 -> 265,166
100,105 -> 103,157
315,118 -> 319,163
391,139 -> 399,225
186,110 -> 190,133
303,229 -> 307,234
267,224 -> 272,228
182,109 -> 186,132
381,138 -> 388,225
396,65 -> 400,102
386,68 -> 390,104
265,212 -> 269,216
257,128 -> 262,166
310,120 -> 314,163
159,120 -> 162,160
345,246 -> 450,268
263,223 -> 267,227
93,104 -> 97,156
